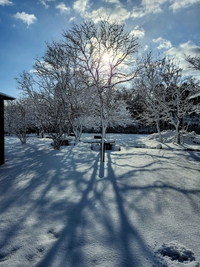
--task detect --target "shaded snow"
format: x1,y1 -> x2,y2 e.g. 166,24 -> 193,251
0,132 -> 200,267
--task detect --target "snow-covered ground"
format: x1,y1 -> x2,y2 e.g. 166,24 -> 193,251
0,132 -> 200,267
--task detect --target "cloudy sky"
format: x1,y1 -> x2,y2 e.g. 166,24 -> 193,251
1,0 -> 200,97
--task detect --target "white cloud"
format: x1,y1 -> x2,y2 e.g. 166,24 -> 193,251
39,0 -> 55,9
73,0 -> 90,15
56,2 -> 70,14
169,0 -> 200,12
167,41 -> 200,59
153,37 -> 172,50
74,0 -> 130,24
131,7 -> 145,19
69,17 -> 76,22
131,0 -> 168,19
103,0 -> 120,3
131,0 -> 200,19
72,0 -> 200,24
13,12 -> 37,27
0,0 -> 12,5
130,26 -> 145,38
85,6 -> 130,23
166,41 -> 200,77
142,0 -> 167,13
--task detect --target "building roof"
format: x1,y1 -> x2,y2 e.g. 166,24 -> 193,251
0,92 -> 15,100
189,92 -> 200,100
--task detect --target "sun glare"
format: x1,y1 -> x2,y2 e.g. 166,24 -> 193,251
102,52 -> 111,63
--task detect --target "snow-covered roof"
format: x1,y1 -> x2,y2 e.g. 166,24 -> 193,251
0,92 -> 15,100
189,92 -> 200,100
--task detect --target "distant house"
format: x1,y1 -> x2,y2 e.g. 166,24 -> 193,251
0,92 -> 15,165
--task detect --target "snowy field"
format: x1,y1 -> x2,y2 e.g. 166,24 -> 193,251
0,132 -> 200,267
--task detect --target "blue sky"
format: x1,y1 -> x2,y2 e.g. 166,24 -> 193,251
1,0 -> 200,98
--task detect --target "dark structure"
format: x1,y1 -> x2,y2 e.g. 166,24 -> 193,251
0,92 -> 15,165
189,92 -> 200,104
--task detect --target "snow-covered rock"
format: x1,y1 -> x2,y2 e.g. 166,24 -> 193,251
156,144 -> 162,149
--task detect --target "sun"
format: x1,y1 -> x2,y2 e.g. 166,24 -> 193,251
102,52 -> 112,64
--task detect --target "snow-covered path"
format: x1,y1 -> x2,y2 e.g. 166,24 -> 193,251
0,134 -> 200,267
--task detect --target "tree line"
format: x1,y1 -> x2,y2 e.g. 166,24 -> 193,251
4,18 -> 200,159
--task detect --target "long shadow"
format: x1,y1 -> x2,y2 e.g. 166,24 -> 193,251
0,141 -> 75,253
105,152 -> 155,266
1,137 -> 200,266
111,149 -> 200,215
0,139 -> 94,266
35,154 -> 100,267
102,149 -> 200,265
186,151 -> 200,162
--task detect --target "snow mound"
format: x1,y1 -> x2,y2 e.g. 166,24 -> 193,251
147,130 -> 180,143
148,130 -> 175,143
156,143 -> 162,149
147,130 -> 200,146
158,241 -> 195,262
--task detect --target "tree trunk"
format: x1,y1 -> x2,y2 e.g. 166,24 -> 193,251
53,138 -> 61,149
156,120 -> 163,143
174,120 -> 181,144
17,132 -> 27,144
101,123 -> 107,162
52,131 -> 64,149
73,124 -> 82,145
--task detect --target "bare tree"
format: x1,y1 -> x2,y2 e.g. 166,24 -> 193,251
160,57 -> 199,144
62,19 -> 139,161
43,40 -> 96,144
131,53 -> 170,142
132,53 -> 199,144
16,40 -> 95,148
186,55 -> 200,71
4,98 -> 35,144
16,67 -> 70,149
167,81 -> 198,143
185,54 -> 200,115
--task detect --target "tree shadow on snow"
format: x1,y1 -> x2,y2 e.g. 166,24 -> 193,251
0,139 -> 200,267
